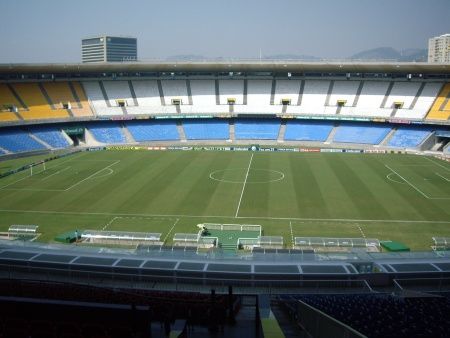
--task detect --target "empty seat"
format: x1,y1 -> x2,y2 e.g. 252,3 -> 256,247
125,120 -> 179,141
183,119 -> 229,140
284,120 -> 334,141
235,119 -> 280,139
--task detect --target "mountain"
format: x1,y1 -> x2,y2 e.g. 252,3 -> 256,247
263,54 -> 321,61
350,47 -> 427,62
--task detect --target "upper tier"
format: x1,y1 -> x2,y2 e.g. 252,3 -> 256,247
0,79 -> 449,123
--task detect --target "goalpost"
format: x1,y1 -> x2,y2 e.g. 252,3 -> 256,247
30,161 -> 46,176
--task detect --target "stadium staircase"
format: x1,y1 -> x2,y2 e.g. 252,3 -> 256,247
121,124 -> 136,143
83,128 -> 103,146
431,141 -> 445,151
243,79 -> 248,105
220,243 -> 237,252
229,120 -> 235,141
176,121 -> 187,142
409,82 -> 426,110
324,124 -> 338,143
186,79 -> 194,105
380,81 -> 395,108
352,81 -> 364,107
379,127 -> 397,146
418,131 -> 436,151
0,146 -> 11,154
98,81 -> 112,108
127,80 -> 139,106
271,299 -> 306,338
28,133 -> 51,149
277,120 -> 287,142
157,79 -> 166,105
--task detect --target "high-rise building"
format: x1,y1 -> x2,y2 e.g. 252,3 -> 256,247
428,34 -> 450,63
82,36 -> 137,63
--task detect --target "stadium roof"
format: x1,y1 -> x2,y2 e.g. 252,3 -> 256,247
0,61 -> 449,75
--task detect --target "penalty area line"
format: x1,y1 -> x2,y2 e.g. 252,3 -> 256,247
163,218 -> 180,243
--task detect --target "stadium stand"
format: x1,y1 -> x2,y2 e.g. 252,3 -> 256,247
183,119 -> 229,140
395,82 -> 443,119
352,81 -> 392,117
282,294 -> 450,338
82,81 -> 123,116
0,128 -> 47,152
190,79 -> 217,105
328,80 -> 360,107
43,82 -> 93,117
274,80 -> 301,105
301,80 -> 331,114
28,126 -> 70,148
11,83 -> 70,120
219,80 -> 244,104
102,80 -> 135,107
0,84 -> 22,121
234,119 -> 280,139
161,80 -> 189,105
70,82 -> 94,117
125,120 -> 180,141
87,122 -> 126,144
427,83 -> 450,120
284,120 -> 334,141
333,123 -> 392,144
387,126 -> 432,148
384,82 -> 422,109
247,80 -> 272,105
131,80 -> 162,107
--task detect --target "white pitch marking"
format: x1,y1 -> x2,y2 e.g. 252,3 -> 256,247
0,174 -> 35,189
289,221 -> 294,249
424,156 -> 450,172
163,218 -> 180,243
386,172 -> 406,184
63,160 -> 120,191
384,164 -> 431,199
41,166 -> 71,181
2,208 -> 450,224
102,216 -> 120,230
356,224 -> 366,238
435,172 -> 450,182
235,153 -> 254,217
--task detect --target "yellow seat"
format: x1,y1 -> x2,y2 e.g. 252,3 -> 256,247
0,111 -> 18,121
426,83 -> 450,120
70,82 -> 94,117
43,82 -> 93,117
0,84 -> 23,121
12,83 -> 69,120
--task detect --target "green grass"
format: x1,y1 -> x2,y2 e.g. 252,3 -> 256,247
0,149 -> 449,251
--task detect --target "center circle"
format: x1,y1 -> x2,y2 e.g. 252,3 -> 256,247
209,168 -> 285,184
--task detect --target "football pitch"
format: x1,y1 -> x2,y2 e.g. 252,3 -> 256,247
0,149 -> 449,250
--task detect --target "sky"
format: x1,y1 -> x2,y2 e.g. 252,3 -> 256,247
0,0 -> 449,63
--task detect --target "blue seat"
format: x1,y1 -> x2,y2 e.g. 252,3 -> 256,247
333,123 -> 391,144
29,126 -> 70,148
235,119 -> 280,139
0,129 -> 47,153
284,121 -> 334,141
388,127 -> 432,148
183,120 -> 229,140
126,121 -> 179,141
88,123 -> 126,144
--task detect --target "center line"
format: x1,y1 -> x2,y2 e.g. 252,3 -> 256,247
235,153 -> 254,218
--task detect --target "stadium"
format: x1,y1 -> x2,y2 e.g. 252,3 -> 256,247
0,60 -> 450,337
